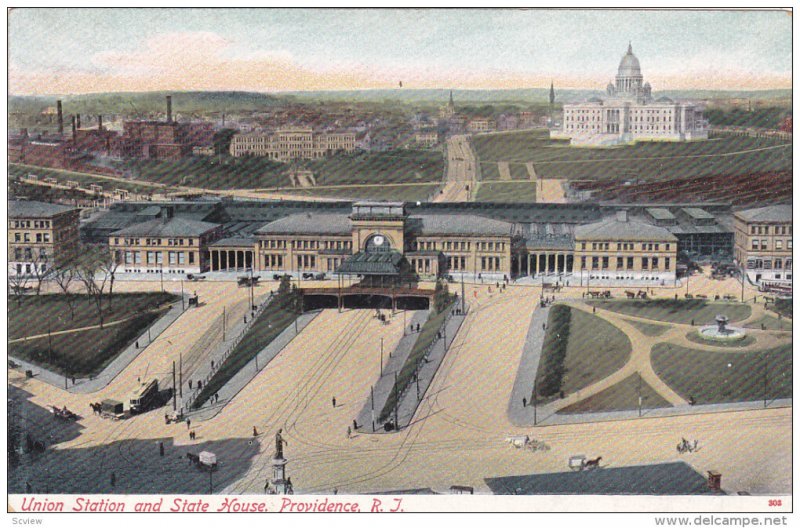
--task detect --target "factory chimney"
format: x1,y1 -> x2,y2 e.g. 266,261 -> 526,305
57,100 -> 64,136
98,115 -> 103,131
76,114 -> 81,129
166,95 -> 172,123
71,116 -> 76,141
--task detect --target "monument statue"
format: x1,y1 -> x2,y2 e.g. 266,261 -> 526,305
275,428 -> 287,459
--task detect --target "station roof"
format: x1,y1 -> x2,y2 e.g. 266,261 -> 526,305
408,214 -> 512,237
681,207 -> 715,220
337,251 -> 403,275
646,208 -> 676,221
574,216 -> 677,242
256,213 -> 351,236
110,217 -> 220,237
209,237 -> 256,248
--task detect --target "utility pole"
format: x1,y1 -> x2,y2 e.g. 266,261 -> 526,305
533,377 -> 538,426
179,353 -> 183,398
740,265 -> 745,303
380,338 -> 384,377
172,361 -> 177,411
637,372 -> 643,417
443,319 -> 448,351
416,365 -> 420,401
48,325 -> 53,364
763,351 -> 768,408
394,371 -> 399,429
222,307 -> 226,341
461,272 -> 466,314
181,280 -> 185,311
371,385 -> 375,432
160,264 -> 164,293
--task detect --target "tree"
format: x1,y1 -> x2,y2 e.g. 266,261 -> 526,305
8,266 -> 30,307
75,245 -> 111,329
52,262 -> 78,320
213,128 -> 238,156
433,279 -> 450,314
278,274 -> 292,298
28,251 -> 52,296
100,250 -> 122,310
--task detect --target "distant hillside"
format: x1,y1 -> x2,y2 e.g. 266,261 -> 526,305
8,91 -> 285,117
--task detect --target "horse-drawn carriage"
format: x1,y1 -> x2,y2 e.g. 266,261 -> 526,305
186,274 -> 206,282
542,283 -> 562,292
587,290 -> 612,299
187,451 -> 217,471
569,454 -> 603,471
238,275 -> 260,288
95,399 -> 125,421
48,405 -> 79,421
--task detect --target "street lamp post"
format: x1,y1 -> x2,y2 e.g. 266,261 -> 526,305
159,263 -> 164,293
740,264 -> 746,303
763,351 -> 769,409
380,338 -> 384,377
181,279 -> 185,311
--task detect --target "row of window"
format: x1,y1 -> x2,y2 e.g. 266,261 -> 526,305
14,263 -> 47,274
747,258 -> 793,270
13,232 -> 51,243
13,220 -> 51,229
119,251 -> 195,266
751,239 -> 792,251
750,225 -> 791,235
581,256 -> 671,271
13,247 -> 47,260
581,242 -> 671,252
414,240 -> 505,252
116,237 -> 195,247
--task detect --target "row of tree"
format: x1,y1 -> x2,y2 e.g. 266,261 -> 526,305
9,244 -> 121,328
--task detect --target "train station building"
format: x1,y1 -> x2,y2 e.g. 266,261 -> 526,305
83,198 -> 746,287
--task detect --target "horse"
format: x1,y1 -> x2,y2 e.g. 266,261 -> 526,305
584,456 -> 602,469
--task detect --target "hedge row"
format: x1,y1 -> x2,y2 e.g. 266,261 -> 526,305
536,305 -> 572,397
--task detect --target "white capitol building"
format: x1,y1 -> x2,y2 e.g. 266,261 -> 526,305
556,44 -> 708,146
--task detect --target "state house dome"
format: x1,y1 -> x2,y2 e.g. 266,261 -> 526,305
618,43 -> 641,76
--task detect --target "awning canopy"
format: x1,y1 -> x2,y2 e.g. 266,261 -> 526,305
337,251 -> 404,276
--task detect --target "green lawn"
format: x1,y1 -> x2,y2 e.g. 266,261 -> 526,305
380,301 -> 454,423
479,162 -> 501,181
535,306 -> 632,400
744,314 -> 792,331
474,181 -> 538,203
509,163 -> 531,180
9,164 -> 156,194
8,292 -> 177,339
588,299 -> 751,325
651,343 -> 792,405
625,319 -> 671,337
193,294 -> 300,408
10,312 -> 163,378
8,292 -> 177,378
471,132 -> 791,181
558,373 -> 671,414
282,183 -> 441,202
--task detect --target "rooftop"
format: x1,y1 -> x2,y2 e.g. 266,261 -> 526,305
735,205 -> 792,223
9,200 -> 78,218
409,214 -> 513,237
256,213 -> 352,236
110,217 -> 220,238
574,216 -> 677,242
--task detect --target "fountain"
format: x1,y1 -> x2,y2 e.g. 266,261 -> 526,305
698,314 -> 747,342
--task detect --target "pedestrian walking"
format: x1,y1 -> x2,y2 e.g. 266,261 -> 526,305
347,426 -> 351,439
159,442 -> 164,457
353,419 -> 358,431
26,481 -> 32,493
410,324 -> 414,333
211,360 -> 215,369
72,376 -> 76,385
522,397 -> 527,408
253,426 -> 258,437
186,419 -> 191,430
416,323 -> 420,332
215,393 -> 219,403
542,323 -> 546,331
198,380 -> 202,389
189,380 -> 193,389
332,397 -> 337,408
110,472 -> 116,488
691,319 -> 695,326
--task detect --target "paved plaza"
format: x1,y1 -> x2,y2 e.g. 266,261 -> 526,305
8,271 -> 792,495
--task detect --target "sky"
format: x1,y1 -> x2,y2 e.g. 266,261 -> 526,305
8,8 -> 793,95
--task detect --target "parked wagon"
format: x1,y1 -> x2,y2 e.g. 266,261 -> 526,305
48,405 -> 79,421
186,274 -> 206,282
238,276 -> 260,287
187,451 -> 217,471
100,399 -> 125,420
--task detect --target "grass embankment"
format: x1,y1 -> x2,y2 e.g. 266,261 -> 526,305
192,293 -> 300,408
9,292 -> 177,377
379,301 -> 454,423
588,299 -> 751,325
472,132 -> 791,181
651,343 -> 792,405
558,373 -> 671,414
474,181 -> 537,203
115,150 -> 444,190
535,306 -> 631,400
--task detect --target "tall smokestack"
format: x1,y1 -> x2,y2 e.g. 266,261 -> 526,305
57,100 -> 64,136
76,114 -> 81,129
98,115 -> 103,130
71,116 -> 76,141
166,95 -> 172,123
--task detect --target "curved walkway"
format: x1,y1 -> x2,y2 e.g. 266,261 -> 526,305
510,297 -> 792,427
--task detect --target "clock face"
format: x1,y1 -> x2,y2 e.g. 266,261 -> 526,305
373,235 -> 385,246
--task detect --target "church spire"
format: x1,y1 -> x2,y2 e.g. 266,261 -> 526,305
449,90 -> 454,105
627,41 -> 632,54
549,80 -> 555,106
